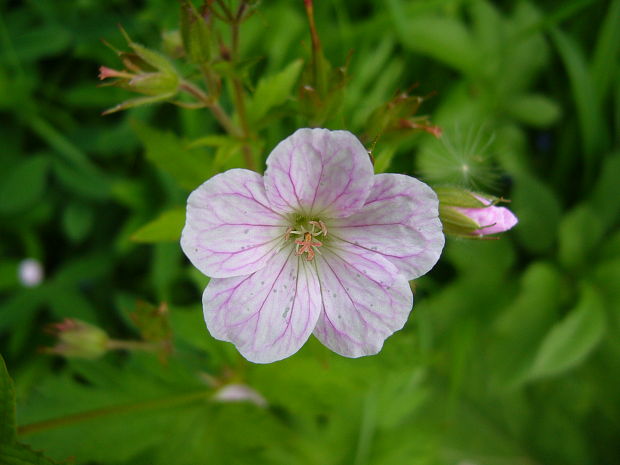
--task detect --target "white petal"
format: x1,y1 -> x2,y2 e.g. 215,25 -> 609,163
203,247 -> 321,363
330,173 -> 444,280
181,169 -> 288,278
312,242 -> 413,357
263,128 -> 374,218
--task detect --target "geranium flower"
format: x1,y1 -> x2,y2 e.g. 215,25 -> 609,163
181,128 -> 444,363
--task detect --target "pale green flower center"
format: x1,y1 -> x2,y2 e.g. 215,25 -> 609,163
284,217 -> 329,261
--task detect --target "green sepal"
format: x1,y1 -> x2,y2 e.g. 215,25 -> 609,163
439,205 -> 482,236
119,72 -> 179,96
180,0 -> 212,64
119,26 -> 177,76
436,187 -> 489,208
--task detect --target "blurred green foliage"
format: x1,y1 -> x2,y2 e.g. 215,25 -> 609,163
1,0 -> 620,464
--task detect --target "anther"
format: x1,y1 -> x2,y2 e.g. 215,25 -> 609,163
295,232 -> 323,261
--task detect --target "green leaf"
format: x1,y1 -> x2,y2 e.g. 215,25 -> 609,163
491,262 -> 565,389
132,120 -> 211,190
551,28 -> 606,175
591,0 -> 620,105
558,203 -> 604,270
0,443 -> 59,465
62,202 -> 94,243
0,156 -> 49,215
247,59 -> 303,125
512,173 -> 563,254
131,208 -> 185,243
588,152 -> 620,233
387,1 -> 478,76
0,354 -> 16,443
505,93 -> 561,127
1,25 -> 70,64
526,284 -> 605,381
52,160 -> 110,201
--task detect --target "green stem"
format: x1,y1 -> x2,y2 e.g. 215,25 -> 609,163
17,390 -> 211,437
229,5 -> 255,170
304,0 -> 326,95
180,80 -> 242,138
106,339 -> 160,352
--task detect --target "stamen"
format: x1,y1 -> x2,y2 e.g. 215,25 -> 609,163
309,220 -> 328,237
295,232 -> 323,261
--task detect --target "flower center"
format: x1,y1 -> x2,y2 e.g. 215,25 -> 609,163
284,220 -> 328,261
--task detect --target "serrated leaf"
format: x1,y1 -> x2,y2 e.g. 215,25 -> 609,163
526,284 -> 605,381
131,208 -> 185,243
247,59 -> 303,125
132,120 -> 210,190
0,156 -> 49,215
0,443 -> 59,465
0,354 -> 16,443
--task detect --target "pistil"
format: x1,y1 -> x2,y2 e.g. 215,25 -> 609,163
284,219 -> 328,261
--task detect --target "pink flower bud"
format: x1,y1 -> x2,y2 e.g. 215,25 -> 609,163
18,258 -> 44,287
44,319 -> 109,359
455,196 -> 518,236
212,384 -> 267,407
98,66 -> 133,80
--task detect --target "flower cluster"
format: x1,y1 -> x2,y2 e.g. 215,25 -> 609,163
181,128 -> 445,363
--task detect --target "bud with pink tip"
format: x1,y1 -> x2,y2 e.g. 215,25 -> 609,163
437,187 -> 518,238
44,319 -> 109,359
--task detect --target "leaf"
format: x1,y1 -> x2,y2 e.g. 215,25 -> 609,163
526,284 -> 605,381
512,173 -> 563,254
0,443 -> 59,465
588,152 -> 620,233
491,262 -> 565,389
558,203 -> 604,270
386,0 -> 478,76
131,208 -> 185,243
18,358 -> 286,465
52,160 -> 110,201
505,93 -> 561,127
1,25 -> 70,64
0,354 -> 16,443
247,59 -> 303,125
62,202 -> 94,242
132,120 -> 211,190
0,156 -> 49,215
591,0 -> 620,105
551,28 -> 606,175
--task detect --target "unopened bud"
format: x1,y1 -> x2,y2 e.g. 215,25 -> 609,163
18,258 -> 44,287
212,383 -> 267,407
44,319 -> 109,359
437,187 -> 518,237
